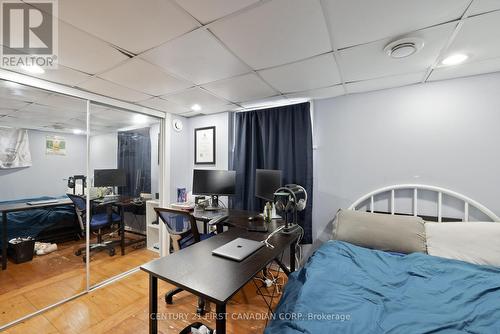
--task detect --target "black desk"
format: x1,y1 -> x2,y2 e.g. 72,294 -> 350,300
92,197 -> 146,256
191,208 -> 258,234
0,199 -> 73,270
141,214 -> 300,334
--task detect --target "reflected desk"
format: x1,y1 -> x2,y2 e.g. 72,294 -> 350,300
91,196 -> 146,256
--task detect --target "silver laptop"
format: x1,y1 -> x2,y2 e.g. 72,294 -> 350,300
212,238 -> 265,261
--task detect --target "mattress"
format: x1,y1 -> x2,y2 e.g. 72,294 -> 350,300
266,240 -> 500,333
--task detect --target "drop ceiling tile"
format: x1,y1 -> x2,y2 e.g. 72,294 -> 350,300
198,104 -> 238,114
179,111 -> 204,118
34,94 -> 87,114
210,0 -> 331,69
0,98 -> 31,109
138,97 -> 190,114
8,110 -> 53,121
0,116 -> 50,130
258,53 -> 341,93
202,73 -> 276,102
58,21 -> 129,74
89,104 -> 111,114
469,0 -> 500,16
78,78 -> 151,102
99,58 -> 192,96
176,0 -> 259,24
429,57 -> 500,81
0,109 -> 15,116
338,22 -> 456,82
0,82 -> 51,102
445,11 -> 500,64
322,0 -> 469,49
285,85 -> 345,100
44,0 -> 199,54
142,29 -> 250,85
14,65 -> 91,87
19,103 -> 82,119
91,108 -> 133,123
64,118 -> 87,129
161,87 -> 228,108
346,72 -> 425,94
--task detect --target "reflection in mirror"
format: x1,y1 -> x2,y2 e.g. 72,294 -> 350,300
88,103 -> 160,287
0,80 -> 87,326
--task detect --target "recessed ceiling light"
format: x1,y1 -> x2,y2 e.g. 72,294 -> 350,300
72,129 -> 83,135
441,54 -> 468,66
191,104 -> 201,111
133,114 -> 148,124
20,64 -> 45,74
384,38 -> 424,59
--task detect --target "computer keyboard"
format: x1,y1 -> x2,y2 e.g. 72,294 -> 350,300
208,215 -> 229,225
26,199 -> 59,205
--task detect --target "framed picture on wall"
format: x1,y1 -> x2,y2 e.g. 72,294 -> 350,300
46,136 -> 66,156
194,126 -> 215,165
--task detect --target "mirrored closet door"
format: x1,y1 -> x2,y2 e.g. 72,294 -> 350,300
88,102 -> 161,287
0,80 -> 87,326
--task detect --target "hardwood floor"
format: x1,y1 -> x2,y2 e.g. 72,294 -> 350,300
0,235 -> 158,327
4,266 -> 284,334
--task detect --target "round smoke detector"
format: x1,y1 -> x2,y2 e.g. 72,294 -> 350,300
384,38 -> 424,59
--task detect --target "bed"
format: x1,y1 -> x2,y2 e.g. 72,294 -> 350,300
265,184 -> 500,334
0,195 -> 80,248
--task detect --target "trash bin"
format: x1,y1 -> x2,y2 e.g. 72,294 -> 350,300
8,237 -> 35,264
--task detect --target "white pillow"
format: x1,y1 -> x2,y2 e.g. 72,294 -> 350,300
425,222 -> 500,267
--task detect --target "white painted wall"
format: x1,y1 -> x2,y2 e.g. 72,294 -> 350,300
89,124 -> 161,194
312,72 -> 500,250
89,133 -> 117,184
169,113 -> 230,203
170,116 -> 190,202
0,130 -> 86,201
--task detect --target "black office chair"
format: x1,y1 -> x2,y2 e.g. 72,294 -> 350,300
155,207 -> 215,315
67,194 -> 121,262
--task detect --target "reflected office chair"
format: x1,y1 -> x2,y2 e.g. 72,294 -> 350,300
67,193 -> 122,262
155,207 -> 215,315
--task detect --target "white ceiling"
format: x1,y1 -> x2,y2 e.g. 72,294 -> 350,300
2,0 -> 500,117
0,81 -> 159,135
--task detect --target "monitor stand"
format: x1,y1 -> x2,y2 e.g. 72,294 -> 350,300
204,195 -> 224,211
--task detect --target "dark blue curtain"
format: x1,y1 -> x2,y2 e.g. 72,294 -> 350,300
117,128 -> 151,197
232,102 -> 313,243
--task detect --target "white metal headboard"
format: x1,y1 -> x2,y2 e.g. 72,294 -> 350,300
348,184 -> 500,222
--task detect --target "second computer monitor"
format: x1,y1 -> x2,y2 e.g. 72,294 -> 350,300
94,169 -> 127,187
255,169 -> 282,201
192,169 -> 236,196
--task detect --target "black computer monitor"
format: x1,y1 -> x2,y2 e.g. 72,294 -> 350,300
94,169 -> 127,187
255,169 -> 282,201
192,169 -> 236,208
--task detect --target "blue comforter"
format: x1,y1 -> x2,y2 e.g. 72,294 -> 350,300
0,196 -> 76,247
266,241 -> 500,334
